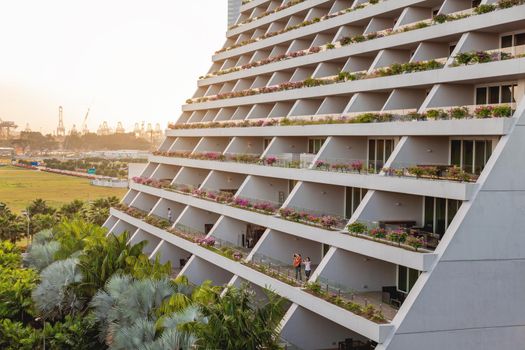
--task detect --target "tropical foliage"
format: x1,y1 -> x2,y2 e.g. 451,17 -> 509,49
1,216 -> 288,349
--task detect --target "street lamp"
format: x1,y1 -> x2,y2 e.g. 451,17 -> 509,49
21,209 -> 31,244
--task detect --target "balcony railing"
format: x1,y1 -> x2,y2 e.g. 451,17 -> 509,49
346,221 -> 436,252
306,276 -> 397,323
279,206 -> 349,230
384,162 -> 478,183
453,45 -> 525,66
168,103 -> 513,131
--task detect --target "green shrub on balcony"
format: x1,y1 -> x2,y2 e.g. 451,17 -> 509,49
449,107 -> 469,119
492,104 -> 513,117
347,222 -> 368,235
474,4 -> 496,14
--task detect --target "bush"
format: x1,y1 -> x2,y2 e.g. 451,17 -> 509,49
498,0 -> 522,8
347,222 -> 367,235
474,4 -> 496,14
425,109 -> 447,120
432,14 -> 450,24
449,107 -> 469,119
492,105 -> 513,117
474,106 -> 493,118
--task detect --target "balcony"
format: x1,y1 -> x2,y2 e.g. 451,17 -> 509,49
347,221 -> 436,253
167,105 -> 514,138
109,206 -> 395,341
128,181 -> 438,271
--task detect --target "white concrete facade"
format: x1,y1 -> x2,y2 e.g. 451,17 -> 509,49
106,1 -> 525,349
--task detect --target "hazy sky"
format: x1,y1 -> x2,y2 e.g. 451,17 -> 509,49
0,0 -> 227,134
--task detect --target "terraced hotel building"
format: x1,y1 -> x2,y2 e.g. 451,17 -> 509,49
104,0 -> 525,348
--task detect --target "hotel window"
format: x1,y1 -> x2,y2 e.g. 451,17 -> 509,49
368,138 -> 394,172
288,179 -> 298,194
397,266 -> 421,294
424,197 -> 461,237
263,138 -> 272,150
501,32 -> 525,48
475,84 -> 517,105
345,187 -> 367,218
308,138 -> 326,154
451,139 -> 493,174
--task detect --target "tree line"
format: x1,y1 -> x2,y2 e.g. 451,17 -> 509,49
0,197 -> 119,243
10,131 -> 152,152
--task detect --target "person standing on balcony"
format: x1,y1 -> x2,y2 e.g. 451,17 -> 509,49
167,208 -> 172,223
293,253 -> 302,281
303,257 -> 312,280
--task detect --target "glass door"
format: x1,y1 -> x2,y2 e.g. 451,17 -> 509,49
368,138 -> 394,172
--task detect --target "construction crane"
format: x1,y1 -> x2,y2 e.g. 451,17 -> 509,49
57,106 -> 65,137
115,122 -> 125,134
0,119 -> 17,140
81,108 -> 90,135
97,121 -> 111,136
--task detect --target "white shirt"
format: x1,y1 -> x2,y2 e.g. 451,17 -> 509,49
304,260 -> 311,271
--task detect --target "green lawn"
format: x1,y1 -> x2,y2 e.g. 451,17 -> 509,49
0,166 -> 127,213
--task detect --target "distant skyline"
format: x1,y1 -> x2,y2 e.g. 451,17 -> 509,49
0,0 -> 227,134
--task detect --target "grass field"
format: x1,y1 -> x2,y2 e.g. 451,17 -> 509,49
0,166 -> 127,213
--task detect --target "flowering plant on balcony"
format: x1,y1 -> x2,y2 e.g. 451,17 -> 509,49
170,184 -> 193,194
252,201 -> 278,214
233,197 -> 251,208
132,177 -> 165,188
196,237 -> 216,247
447,166 -> 475,182
406,235 -> 425,251
314,160 -> 329,170
369,228 -> 387,240
351,160 -> 363,173
262,156 -> 277,166
319,216 -> 341,230
227,153 -> 261,163
191,188 -> 206,197
215,191 -> 234,204
279,208 -> 344,230
331,163 -> 350,172
144,216 -> 171,230
474,105 -> 493,118
232,251 -> 243,261
386,230 -> 408,245
114,204 -> 147,220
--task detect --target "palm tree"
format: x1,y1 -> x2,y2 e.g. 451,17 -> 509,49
0,209 -> 22,243
76,232 -> 146,298
31,258 -> 84,321
84,197 -> 119,225
27,198 -> 55,217
59,200 -> 85,220
52,219 -> 107,260
90,275 -> 201,350
195,284 -> 287,350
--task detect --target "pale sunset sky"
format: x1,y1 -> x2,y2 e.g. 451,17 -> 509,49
0,0 -> 227,134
